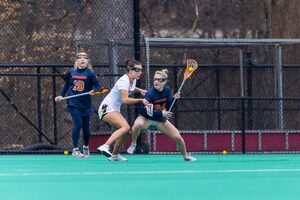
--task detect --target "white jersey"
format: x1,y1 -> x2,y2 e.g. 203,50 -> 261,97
98,74 -> 136,118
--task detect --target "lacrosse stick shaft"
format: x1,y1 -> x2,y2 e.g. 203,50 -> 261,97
168,79 -> 186,112
60,88 -> 109,100
60,92 -> 91,100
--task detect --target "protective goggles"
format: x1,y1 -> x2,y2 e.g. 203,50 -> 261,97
130,67 -> 142,72
153,77 -> 166,83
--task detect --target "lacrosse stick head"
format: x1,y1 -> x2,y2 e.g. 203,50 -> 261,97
99,87 -> 109,93
183,59 -> 198,80
145,104 -> 153,117
93,87 -> 109,95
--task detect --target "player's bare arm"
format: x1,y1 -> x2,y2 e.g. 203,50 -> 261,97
121,90 -> 148,105
135,87 -> 147,96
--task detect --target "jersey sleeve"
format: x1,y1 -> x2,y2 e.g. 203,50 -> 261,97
90,70 -> 101,91
144,90 -> 152,102
116,77 -> 129,91
60,70 -> 72,97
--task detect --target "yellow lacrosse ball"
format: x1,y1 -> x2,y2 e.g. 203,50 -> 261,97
64,151 -> 69,155
222,150 -> 227,155
188,66 -> 193,72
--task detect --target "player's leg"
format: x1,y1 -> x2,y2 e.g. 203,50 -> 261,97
98,112 -> 130,159
109,115 -> 131,161
113,132 -> 130,153
156,121 -> 187,156
127,116 -> 149,154
102,111 -> 131,146
81,114 -> 91,158
108,127 -> 130,161
82,114 -> 91,146
70,111 -> 85,158
156,121 -> 196,161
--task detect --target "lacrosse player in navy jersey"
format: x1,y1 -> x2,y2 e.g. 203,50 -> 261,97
55,52 -> 102,158
127,69 -> 196,161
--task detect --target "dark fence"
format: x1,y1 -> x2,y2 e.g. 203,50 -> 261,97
141,38 -> 300,154
0,64 -> 132,153
2,63 -> 300,154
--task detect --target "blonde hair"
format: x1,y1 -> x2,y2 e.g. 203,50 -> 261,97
154,69 -> 168,79
74,52 -> 92,69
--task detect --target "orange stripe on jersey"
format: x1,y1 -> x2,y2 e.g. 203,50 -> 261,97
72,75 -> 87,79
154,98 -> 167,103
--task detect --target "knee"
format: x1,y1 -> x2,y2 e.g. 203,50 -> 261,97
73,124 -> 81,132
82,125 -> 90,133
132,121 -> 143,130
122,124 -> 131,133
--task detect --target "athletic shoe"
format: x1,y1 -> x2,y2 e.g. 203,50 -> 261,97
72,148 -> 85,158
97,145 -> 112,157
126,143 -> 137,154
184,154 -> 197,162
82,145 -> 90,159
108,154 -> 128,162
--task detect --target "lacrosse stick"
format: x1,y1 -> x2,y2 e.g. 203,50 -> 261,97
145,103 -> 153,117
60,87 -> 109,100
168,59 -> 198,111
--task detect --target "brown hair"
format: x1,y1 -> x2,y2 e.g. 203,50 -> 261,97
125,59 -> 142,71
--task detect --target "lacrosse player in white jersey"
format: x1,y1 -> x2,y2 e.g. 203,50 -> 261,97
97,59 -> 148,161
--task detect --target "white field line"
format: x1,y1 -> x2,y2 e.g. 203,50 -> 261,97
1,168 -> 300,177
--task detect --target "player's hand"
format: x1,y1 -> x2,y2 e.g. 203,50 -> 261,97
140,89 -> 147,96
89,90 -> 95,95
55,96 -> 63,102
173,92 -> 181,99
142,99 -> 149,105
162,110 -> 173,120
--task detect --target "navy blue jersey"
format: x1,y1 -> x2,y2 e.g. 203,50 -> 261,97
60,67 -> 101,114
140,86 -> 173,122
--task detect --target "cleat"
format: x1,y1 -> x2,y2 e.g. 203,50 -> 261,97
108,154 -> 128,162
72,148 -> 85,158
184,154 -> 197,162
126,143 -> 137,154
82,145 -> 90,159
97,145 -> 112,157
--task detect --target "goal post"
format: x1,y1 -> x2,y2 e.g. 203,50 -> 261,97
143,37 -> 300,154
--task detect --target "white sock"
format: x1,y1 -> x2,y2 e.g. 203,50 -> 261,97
131,143 -> 137,147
